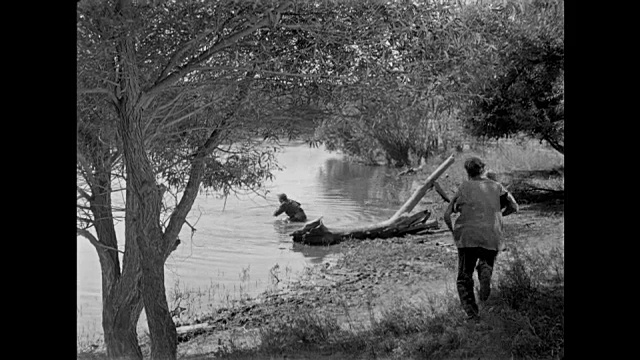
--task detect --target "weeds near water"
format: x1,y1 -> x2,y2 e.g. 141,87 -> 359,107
239,265 -> 251,282
254,291 -> 475,359
259,311 -> 345,353
167,266 -> 270,327
268,263 -> 281,285
267,263 -> 295,289
77,321 -> 105,355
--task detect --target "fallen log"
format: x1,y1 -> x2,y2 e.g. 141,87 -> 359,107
291,210 -> 439,245
176,322 -> 211,335
291,154 -> 455,245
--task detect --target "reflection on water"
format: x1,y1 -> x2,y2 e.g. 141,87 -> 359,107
77,142 -> 413,338
291,243 -> 344,265
319,158 -> 413,208
272,218 -> 306,236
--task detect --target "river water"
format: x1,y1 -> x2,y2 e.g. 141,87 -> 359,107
76,142 -> 417,339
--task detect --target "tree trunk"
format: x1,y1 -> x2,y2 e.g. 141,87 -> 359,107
292,209 -> 439,245
116,85 -> 177,358
99,235 -> 144,360
139,249 -> 178,360
118,104 -> 178,360
106,1 -> 292,357
291,154 -> 455,245
81,222 -> 143,360
113,0 -> 178,356
103,290 -> 144,360
86,158 -> 145,360
388,153 -> 455,222
92,231 -> 144,360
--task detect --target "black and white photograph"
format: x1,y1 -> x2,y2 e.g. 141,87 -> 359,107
77,0 -> 564,359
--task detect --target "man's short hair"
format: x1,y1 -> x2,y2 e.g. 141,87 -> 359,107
464,157 -> 486,177
278,193 -> 288,202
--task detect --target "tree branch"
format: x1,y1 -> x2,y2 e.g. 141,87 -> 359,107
161,71 -> 255,253
144,91 -> 189,135
77,228 -> 125,254
193,66 -> 329,80
145,95 -> 224,147
77,185 -> 92,201
77,151 -> 97,187
144,1 -> 293,98
77,87 -> 118,104
543,135 -> 564,154
156,21 -> 227,83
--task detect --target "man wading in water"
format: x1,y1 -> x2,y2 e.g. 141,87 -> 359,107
273,193 -> 307,222
444,157 -> 518,320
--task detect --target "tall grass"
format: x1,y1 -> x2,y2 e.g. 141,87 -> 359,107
252,243 -> 564,360
77,321 -> 105,354
433,139 -> 563,180
495,244 -> 564,358
165,263 -> 299,328
418,139 -> 563,212
488,139 -> 564,173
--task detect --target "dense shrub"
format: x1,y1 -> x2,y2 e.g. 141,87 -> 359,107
461,0 -> 564,154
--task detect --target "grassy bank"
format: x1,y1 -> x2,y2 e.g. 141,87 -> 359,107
210,141 -> 564,359
214,215 -> 564,360
78,140 -> 564,360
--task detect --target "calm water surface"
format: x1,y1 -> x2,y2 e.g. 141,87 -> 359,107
77,142 -> 415,338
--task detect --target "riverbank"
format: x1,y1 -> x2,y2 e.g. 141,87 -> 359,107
78,143 -> 564,360
78,203 -> 563,359
179,202 -> 563,360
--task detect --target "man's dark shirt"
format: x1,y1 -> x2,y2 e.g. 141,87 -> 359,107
274,200 -> 307,222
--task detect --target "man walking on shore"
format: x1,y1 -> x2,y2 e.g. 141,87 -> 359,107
444,157 -> 518,320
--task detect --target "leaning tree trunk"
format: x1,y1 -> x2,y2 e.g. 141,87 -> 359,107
82,219 -> 143,360
118,104 -> 178,360
84,156 -> 145,360
103,184 -> 147,360
114,0 -> 178,356
118,108 -> 178,360
292,154 -> 455,245
103,278 -> 144,360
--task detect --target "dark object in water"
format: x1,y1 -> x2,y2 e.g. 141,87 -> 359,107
291,209 -> 439,246
274,193 -> 307,222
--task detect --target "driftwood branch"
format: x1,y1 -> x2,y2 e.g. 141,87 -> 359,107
388,154 -> 455,222
291,155 -> 456,245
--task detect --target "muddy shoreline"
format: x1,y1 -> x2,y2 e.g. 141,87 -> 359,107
172,229 -> 462,356
78,202 -> 563,359
173,202 -> 563,358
